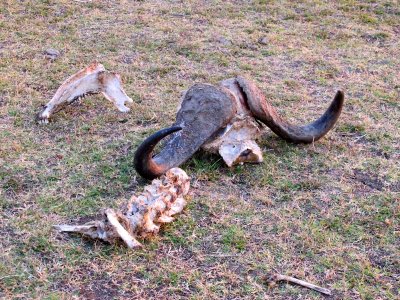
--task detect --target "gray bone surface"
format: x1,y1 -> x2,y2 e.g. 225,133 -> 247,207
152,83 -> 237,171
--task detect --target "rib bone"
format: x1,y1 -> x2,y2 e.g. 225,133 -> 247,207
266,273 -> 332,296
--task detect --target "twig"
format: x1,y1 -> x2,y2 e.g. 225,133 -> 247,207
266,273 -> 332,296
207,253 -> 238,258
354,134 -> 367,142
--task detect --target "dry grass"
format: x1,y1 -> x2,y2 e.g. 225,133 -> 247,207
0,0 -> 399,299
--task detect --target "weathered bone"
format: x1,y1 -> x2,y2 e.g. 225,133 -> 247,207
134,84 -> 237,179
265,273 -> 332,296
201,78 -> 264,167
37,62 -> 133,123
54,168 -> 190,249
134,77 -> 344,179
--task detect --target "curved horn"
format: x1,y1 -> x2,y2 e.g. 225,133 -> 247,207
134,84 -> 236,179
134,126 -> 183,179
237,76 -> 344,143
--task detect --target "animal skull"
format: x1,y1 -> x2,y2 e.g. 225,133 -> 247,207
134,77 -> 344,179
37,62 -> 132,123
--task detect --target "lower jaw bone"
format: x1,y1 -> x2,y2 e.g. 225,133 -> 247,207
37,62 -> 133,123
54,168 -> 190,249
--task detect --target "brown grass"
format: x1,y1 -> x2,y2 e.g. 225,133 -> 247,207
0,0 -> 399,299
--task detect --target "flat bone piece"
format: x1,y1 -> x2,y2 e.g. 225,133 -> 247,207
37,62 -> 133,123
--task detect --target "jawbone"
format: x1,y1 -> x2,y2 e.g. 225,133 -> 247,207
37,62 -> 133,124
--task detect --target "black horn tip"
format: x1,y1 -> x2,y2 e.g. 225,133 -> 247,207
134,126 -> 182,180
326,90 -> 344,119
335,90 -> 344,105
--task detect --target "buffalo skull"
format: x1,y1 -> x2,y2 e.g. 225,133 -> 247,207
134,77 -> 344,179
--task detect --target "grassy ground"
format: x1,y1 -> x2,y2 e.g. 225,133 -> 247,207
0,0 -> 399,299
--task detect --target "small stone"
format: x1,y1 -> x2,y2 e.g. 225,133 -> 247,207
44,48 -> 60,60
121,55 -> 134,64
247,43 -> 258,51
258,36 -> 268,45
216,36 -> 232,46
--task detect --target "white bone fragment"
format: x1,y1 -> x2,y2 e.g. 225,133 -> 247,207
37,62 -> 133,123
266,274 -> 332,296
157,215 -> 175,223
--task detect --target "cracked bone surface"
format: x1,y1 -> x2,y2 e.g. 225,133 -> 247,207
37,62 -> 133,123
54,168 -> 190,249
201,117 -> 264,167
134,75 -> 344,179
201,78 -> 264,167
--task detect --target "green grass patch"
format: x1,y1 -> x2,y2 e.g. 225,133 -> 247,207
221,225 -> 247,251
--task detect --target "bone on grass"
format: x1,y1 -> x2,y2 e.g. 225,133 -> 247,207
37,62 -> 133,123
266,273 -> 332,296
133,76 -> 344,179
54,168 -> 190,249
